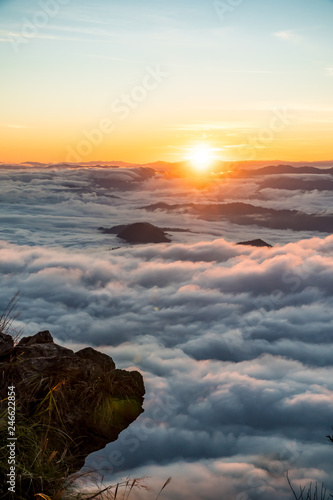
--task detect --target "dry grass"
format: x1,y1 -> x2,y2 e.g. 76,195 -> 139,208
287,473 -> 332,500
71,476 -> 172,500
0,291 -> 24,343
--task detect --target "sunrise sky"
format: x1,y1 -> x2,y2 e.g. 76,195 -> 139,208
1,0 -> 333,164
2,3 -> 333,497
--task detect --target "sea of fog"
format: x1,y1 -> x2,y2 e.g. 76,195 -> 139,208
1,163 -> 333,499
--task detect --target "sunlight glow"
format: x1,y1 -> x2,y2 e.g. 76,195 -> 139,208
188,145 -> 216,173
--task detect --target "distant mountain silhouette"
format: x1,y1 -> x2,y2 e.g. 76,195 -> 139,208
240,165 -> 333,176
116,222 -> 171,243
237,239 -> 272,248
143,201 -> 333,233
259,177 -> 333,191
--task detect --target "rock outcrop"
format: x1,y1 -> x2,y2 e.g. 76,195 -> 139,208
237,238 -> 272,248
99,223 -> 190,238
116,222 -> 171,243
0,331 -> 145,497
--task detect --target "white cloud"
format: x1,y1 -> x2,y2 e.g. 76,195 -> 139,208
1,163 -> 333,498
274,30 -> 302,42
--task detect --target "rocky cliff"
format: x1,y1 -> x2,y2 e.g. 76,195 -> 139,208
0,331 -> 145,498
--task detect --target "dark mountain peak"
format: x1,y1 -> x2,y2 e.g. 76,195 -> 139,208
237,239 -> 273,248
117,222 -> 171,244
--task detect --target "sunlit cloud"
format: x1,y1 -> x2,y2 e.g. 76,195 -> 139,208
169,122 -> 257,131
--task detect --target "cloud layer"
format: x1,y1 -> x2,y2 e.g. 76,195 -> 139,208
1,163 -> 333,499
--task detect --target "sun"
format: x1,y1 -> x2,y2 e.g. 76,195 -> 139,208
187,145 -> 215,173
